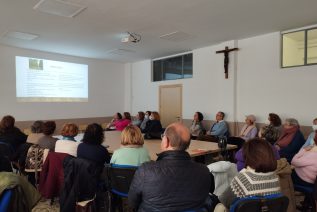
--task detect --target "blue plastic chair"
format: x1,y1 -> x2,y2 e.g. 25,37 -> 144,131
230,193 -> 289,212
0,189 -> 13,212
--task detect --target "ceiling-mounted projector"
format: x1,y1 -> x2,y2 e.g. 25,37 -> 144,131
121,32 -> 141,43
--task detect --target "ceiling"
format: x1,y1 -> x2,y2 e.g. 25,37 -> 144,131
1,0 -> 317,63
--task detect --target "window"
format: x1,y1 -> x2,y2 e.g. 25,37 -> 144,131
152,53 -> 193,81
282,27 -> 317,68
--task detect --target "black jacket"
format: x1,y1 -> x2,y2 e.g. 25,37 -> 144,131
128,150 -> 211,212
60,156 -> 103,212
142,120 -> 163,139
0,127 -> 27,152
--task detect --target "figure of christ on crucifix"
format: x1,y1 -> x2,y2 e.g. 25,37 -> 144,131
216,46 -> 239,79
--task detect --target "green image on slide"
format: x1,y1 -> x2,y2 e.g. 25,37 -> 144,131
29,59 -> 43,70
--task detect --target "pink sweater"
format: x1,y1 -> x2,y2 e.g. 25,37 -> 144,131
291,148 -> 317,184
114,119 -> 131,131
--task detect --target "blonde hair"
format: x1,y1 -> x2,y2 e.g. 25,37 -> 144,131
61,123 -> 79,137
121,125 -> 144,146
151,111 -> 160,121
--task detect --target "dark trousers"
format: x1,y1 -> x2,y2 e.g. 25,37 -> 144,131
227,137 -> 245,150
291,170 -> 314,187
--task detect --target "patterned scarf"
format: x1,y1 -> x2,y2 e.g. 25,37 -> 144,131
231,167 -> 280,198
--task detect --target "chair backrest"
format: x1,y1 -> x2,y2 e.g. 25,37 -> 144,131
231,194 -> 289,212
108,164 -> 138,197
0,189 -> 13,212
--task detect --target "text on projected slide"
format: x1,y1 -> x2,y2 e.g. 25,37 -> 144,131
16,56 -> 88,102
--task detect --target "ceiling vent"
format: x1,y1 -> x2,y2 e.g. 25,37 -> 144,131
159,31 -> 193,42
33,0 -> 87,18
2,31 -> 39,40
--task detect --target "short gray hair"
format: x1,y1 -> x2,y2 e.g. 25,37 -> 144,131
285,118 -> 299,126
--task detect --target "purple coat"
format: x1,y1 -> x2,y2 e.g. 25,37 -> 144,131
235,145 -> 280,171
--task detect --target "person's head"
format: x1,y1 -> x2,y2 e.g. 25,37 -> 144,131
82,123 -> 104,145
114,113 -> 122,120
312,118 -> 317,132
283,118 -> 299,129
0,115 -> 15,132
161,122 -> 191,151
61,123 -> 79,137
123,112 -> 131,120
245,115 -> 256,125
31,120 -> 44,133
121,125 -> 144,146
42,121 -> 56,136
268,113 -> 281,127
194,112 -> 204,122
150,112 -> 160,121
243,138 -> 277,172
137,111 -> 145,121
145,111 -> 151,119
216,111 -> 225,122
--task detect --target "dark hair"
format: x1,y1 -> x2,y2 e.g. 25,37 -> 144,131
116,113 -> 122,119
145,111 -> 151,116
196,112 -> 204,122
165,125 -> 191,151
219,111 -> 225,119
31,120 -> 44,133
123,112 -> 131,120
43,121 -> 56,135
82,123 -> 104,145
0,115 -> 15,133
269,113 -> 281,127
138,111 -> 145,121
243,138 -> 277,172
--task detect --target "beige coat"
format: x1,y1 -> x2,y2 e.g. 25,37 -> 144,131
276,158 -> 296,212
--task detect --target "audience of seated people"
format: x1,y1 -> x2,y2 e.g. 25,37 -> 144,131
291,132 -> 317,188
132,111 -> 145,128
37,121 -> 58,151
227,114 -> 258,149
190,111 -> 205,139
26,120 -> 45,144
275,118 -> 305,162
218,138 -> 281,209
142,111 -> 163,139
301,117 -> 317,148
207,111 -> 228,137
54,123 -> 80,157
259,113 -> 282,144
106,112 -> 122,130
128,122 -> 213,211
107,112 -> 131,131
110,125 -> 150,166
0,115 -> 27,152
77,123 -> 110,165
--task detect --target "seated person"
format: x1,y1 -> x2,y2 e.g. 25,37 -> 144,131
110,125 -> 150,166
219,138 -> 281,209
190,111 -> 204,139
115,112 -> 132,131
301,117 -> 317,148
140,111 -> 151,131
37,121 -> 58,151
77,123 -> 110,165
0,115 -> 27,152
275,118 -> 305,162
128,123 -> 212,211
26,120 -> 45,144
291,132 -> 317,188
235,138 -> 280,171
207,111 -> 228,137
227,115 -> 257,149
142,111 -> 163,139
259,113 -> 282,144
55,123 -> 80,157
106,112 -> 122,130
132,111 -> 145,128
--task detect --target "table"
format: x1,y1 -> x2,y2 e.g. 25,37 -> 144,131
55,131 -> 237,161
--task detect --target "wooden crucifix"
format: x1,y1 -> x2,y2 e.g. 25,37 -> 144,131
216,46 -> 239,79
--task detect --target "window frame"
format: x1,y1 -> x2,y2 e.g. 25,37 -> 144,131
281,27 -> 317,68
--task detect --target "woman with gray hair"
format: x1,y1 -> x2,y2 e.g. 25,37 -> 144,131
26,120 -> 45,144
275,118 -> 305,162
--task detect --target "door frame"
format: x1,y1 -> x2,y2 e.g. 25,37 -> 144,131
159,84 -> 183,125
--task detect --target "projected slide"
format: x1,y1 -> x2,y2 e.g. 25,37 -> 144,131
16,56 -> 88,102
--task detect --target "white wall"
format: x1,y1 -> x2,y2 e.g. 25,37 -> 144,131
0,45 -> 125,121
126,32 -> 317,126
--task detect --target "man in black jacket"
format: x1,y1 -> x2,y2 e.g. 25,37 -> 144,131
128,122 -> 212,212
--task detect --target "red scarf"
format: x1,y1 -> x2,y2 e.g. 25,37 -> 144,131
276,126 -> 298,148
